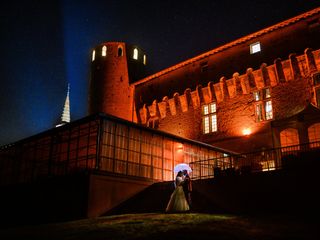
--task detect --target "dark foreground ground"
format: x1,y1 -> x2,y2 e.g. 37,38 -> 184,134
0,213 -> 319,240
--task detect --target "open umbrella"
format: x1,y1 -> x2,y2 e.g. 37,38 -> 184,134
174,163 -> 192,173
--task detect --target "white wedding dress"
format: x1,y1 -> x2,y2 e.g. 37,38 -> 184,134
165,176 -> 190,212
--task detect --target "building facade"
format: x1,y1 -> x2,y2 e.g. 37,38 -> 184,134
1,7 -> 320,222
90,7 -> 320,153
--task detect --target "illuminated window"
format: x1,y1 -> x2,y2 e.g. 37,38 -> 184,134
118,46 -> 123,56
313,73 -> 320,107
202,102 -> 217,134
211,114 -> 217,132
253,91 -> 261,101
203,105 -> 209,115
133,48 -> 138,60
102,46 -> 107,56
250,42 -> 261,54
256,103 -> 263,122
265,100 -> 273,120
261,160 -> 275,171
92,50 -> 95,61
280,128 -> 300,149
263,88 -> 271,99
253,88 -> 273,122
143,54 -> 146,65
308,123 -> 320,148
203,116 -> 210,134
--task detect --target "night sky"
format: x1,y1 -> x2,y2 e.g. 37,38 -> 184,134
0,0 -> 319,146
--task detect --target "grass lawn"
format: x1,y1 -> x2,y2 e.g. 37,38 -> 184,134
0,213 -> 318,239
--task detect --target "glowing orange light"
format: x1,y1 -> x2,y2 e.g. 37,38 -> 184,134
242,128 -> 251,136
176,143 -> 184,152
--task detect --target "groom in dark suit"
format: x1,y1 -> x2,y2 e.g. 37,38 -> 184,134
182,169 -> 192,208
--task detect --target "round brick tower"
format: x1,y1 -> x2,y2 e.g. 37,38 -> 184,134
89,42 -> 146,121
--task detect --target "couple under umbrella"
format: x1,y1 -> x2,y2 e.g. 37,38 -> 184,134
165,163 -> 192,212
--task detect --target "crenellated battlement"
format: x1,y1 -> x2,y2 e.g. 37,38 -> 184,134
139,48 -> 320,124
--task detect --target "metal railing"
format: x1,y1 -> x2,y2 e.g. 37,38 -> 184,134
189,141 -> 320,180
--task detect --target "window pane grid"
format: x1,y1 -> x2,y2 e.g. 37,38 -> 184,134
209,103 -> 216,113
211,115 -> 217,132
203,105 -> 209,115
202,103 -> 217,134
203,116 -> 209,134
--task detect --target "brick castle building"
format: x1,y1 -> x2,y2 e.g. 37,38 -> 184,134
1,7 -> 320,222
89,7 -> 320,153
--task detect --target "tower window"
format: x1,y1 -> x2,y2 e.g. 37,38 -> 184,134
133,48 -> 138,60
250,42 -> 261,54
102,46 -> 107,56
202,102 -> 217,134
118,46 -> 123,57
92,50 -> 95,61
143,54 -> 146,65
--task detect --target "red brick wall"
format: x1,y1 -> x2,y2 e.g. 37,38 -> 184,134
139,49 -> 320,153
134,12 -> 320,109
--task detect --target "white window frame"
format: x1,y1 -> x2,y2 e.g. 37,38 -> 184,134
92,50 -> 95,61
102,46 -> 107,57
133,48 -> 138,60
202,103 -> 217,134
143,54 -> 146,65
250,42 -> 261,54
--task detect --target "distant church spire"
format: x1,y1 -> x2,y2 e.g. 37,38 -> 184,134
56,84 -> 71,127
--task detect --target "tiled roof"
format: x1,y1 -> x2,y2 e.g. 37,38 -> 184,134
133,7 -> 320,86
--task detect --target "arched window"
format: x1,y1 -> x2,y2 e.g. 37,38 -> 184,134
280,128 -> 300,151
118,46 -> 123,57
92,50 -> 95,61
143,54 -> 146,65
133,48 -> 138,60
308,123 -> 320,148
102,46 -> 107,56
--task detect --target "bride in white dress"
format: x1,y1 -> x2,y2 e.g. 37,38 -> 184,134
165,171 -> 190,212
